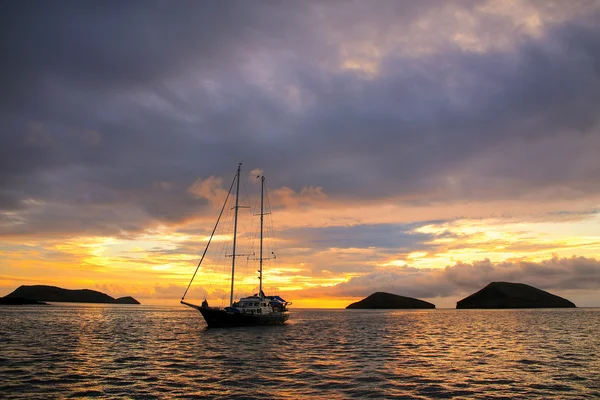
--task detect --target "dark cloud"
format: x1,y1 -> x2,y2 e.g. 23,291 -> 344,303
1,2 -> 599,236
0,1 -> 311,93
304,255 -> 600,300
281,222 -> 445,251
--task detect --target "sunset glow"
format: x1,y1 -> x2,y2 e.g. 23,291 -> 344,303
2,0 -> 600,308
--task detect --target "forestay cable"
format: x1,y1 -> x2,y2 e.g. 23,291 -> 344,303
181,173 -> 237,301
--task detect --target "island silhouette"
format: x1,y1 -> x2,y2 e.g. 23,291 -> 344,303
0,297 -> 48,305
346,292 -> 435,309
457,282 -> 576,309
2,285 -> 140,305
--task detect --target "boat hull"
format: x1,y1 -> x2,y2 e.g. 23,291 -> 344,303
199,307 -> 289,328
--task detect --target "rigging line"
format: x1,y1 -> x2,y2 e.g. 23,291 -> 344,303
181,172 -> 237,301
207,192 -> 235,303
229,164 -> 243,308
204,193 -> 232,299
242,172 -> 259,256
235,177 -> 262,300
264,181 -> 279,267
235,180 -> 256,300
211,194 -> 235,301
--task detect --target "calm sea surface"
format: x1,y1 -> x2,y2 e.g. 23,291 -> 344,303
1,305 -> 599,399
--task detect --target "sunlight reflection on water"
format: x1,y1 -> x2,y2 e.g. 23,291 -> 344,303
1,305 -> 599,398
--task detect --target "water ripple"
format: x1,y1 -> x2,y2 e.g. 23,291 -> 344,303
1,306 -> 599,398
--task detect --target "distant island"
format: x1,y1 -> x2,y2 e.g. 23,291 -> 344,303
456,282 -> 576,309
0,297 -> 48,305
346,292 -> 436,309
2,285 -> 140,305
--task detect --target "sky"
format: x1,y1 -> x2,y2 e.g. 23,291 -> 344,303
1,0 -> 600,308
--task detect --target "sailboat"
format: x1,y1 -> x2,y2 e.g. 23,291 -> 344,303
181,163 -> 291,327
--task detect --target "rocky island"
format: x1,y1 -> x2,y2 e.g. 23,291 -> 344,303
2,285 -> 140,305
456,282 -> 576,309
0,297 -> 48,305
346,292 -> 436,309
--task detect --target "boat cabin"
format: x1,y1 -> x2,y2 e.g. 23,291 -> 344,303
236,296 -> 273,315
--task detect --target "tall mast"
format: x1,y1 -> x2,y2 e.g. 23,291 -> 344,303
259,175 -> 265,295
229,163 -> 242,307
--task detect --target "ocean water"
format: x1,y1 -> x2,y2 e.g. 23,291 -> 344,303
1,305 -> 599,399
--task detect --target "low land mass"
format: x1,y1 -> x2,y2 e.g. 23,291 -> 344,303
346,292 -> 436,309
0,297 -> 49,305
456,282 -> 576,309
3,285 -> 140,305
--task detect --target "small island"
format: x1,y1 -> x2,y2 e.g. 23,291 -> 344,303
346,292 -> 436,309
456,282 -> 576,309
2,285 -> 140,305
114,296 -> 140,305
0,297 -> 49,305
